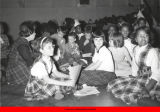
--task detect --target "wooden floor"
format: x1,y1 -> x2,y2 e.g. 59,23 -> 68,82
0,83 -> 138,107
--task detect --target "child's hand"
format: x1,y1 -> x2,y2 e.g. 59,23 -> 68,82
84,40 -> 89,46
65,80 -> 74,87
60,67 -> 67,72
72,62 -> 78,66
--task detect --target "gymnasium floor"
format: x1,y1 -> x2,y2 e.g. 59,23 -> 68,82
1,84 -> 137,107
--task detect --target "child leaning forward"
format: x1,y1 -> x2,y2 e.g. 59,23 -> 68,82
24,37 -> 81,101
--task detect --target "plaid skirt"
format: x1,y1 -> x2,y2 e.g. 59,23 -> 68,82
24,76 -> 56,101
6,61 -> 30,85
78,70 -> 116,86
107,75 -> 160,104
24,76 -> 74,101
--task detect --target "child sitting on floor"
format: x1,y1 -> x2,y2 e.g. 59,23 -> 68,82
109,32 -> 132,77
24,37 -> 77,101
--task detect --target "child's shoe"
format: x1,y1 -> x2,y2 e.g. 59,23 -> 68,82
54,92 -> 64,100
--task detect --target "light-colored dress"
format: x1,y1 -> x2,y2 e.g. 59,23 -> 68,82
124,38 -> 136,58
109,46 -> 132,77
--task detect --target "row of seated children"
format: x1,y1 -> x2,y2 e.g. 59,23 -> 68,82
2,16 -> 160,105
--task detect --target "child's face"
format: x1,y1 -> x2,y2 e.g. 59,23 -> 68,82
93,37 -> 104,49
108,26 -> 116,35
85,33 -> 91,40
136,30 -> 149,47
40,42 -> 54,56
75,26 -> 82,34
138,20 -> 146,27
121,27 -> 129,39
68,36 -> 76,43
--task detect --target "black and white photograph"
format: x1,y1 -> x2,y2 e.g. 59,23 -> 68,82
0,0 -> 160,107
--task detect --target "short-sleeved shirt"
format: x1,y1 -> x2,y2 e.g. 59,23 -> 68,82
92,46 -> 114,72
31,59 -> 56,80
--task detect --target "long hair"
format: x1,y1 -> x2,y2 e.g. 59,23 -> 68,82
110,33 -> 124,48
92,30 -> 107,46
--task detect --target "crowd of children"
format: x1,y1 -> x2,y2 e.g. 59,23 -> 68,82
1,10 -> 160,105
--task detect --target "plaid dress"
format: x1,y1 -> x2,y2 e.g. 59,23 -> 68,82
24,75 -> 56,101
6,38 -> 32,85
107,45 -> 160,104
24,59 -> 74,101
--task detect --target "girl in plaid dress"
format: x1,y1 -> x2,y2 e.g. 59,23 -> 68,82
107,27 -> 160,105
78,30 -> 116,86
24,37 -> 74,101
6,21 -> 36,85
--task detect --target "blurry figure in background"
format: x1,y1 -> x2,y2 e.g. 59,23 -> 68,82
120,23 -> 136,58
117,16 -> 127,28
78,30 -> 116,86
40,20 -> 58,38
81,25 -> 95,65
40,22 -> 51,38
133,17 -> 148,30
63,17 -> 75,35
88,19 -> 93,24
57,32 -> 86,72
51,26 -> 67,59
0,22 -> 10,83
137,17 -> 148,28
33,21 -> 41,39
72,19 -> 85,49
30,21 -> 42,59
107,24 -> 118,41
109,32 -> 132,77
6,21 -> 36,85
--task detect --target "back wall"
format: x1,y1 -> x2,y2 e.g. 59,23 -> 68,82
0,0 -> 140,40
